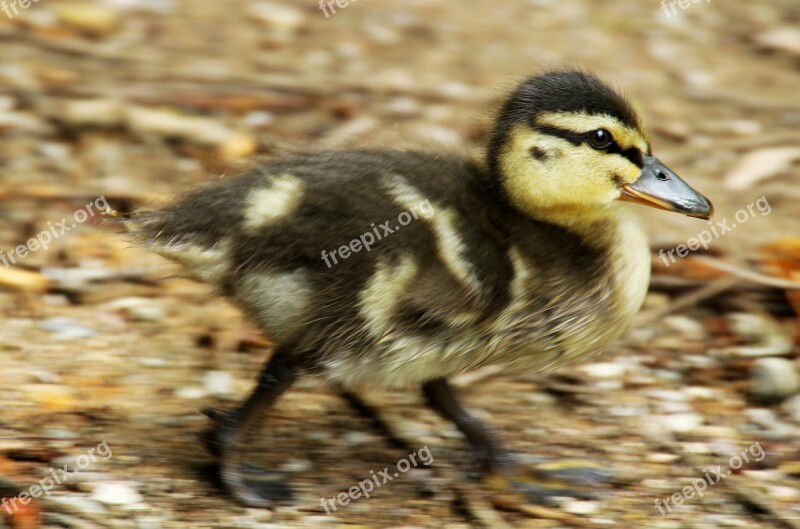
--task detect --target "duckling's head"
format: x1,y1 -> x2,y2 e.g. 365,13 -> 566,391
487,70 -> 712,223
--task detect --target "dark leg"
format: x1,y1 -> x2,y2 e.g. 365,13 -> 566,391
422,378 -> 514,476
202,351 -> 298,507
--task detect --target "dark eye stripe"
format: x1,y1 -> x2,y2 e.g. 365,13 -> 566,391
534,125 -> 584,146
606,144 -> 644,168
534,124 -> 644,168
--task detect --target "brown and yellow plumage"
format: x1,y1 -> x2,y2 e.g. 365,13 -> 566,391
127,70 -> 712,507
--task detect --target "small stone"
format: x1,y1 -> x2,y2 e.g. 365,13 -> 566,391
560,500 -> 599,515
202,371 -> 235,397
646,453 -> 681,463
249,2 -> 305,32
751,358 -> 800,401
23,385 -> 77,411
755,27 -> 800,58
723,148 -> 800,191
728,119 -> 762,136
341,432 -> 375,446
579,362 -> 627,378
61,99 -> 124,128
54,4 -> 121,35
781,394 -> 800,422
654,413 -> 703,433
744,408 -> 780,429
90,482 -> 143,506
49,495 -> 107,516
681,442 -> 712,455
106,297 -> 165,322
175,387 -> 207,399
767,485 -> 800,502
663,316 -> 706,340
647,390 -> 690,402
685,386 -> 718,399
720,313 -> 793,358
39,318 -> 97,340
278,459 -> 312,473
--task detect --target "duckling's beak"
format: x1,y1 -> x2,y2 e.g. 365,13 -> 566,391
620,155 -> 713,219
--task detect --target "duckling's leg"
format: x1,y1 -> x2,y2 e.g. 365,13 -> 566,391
202,351 -> 298,507
422,378 -> 514,476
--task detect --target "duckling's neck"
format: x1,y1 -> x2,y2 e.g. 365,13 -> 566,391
533,203 -> 652,319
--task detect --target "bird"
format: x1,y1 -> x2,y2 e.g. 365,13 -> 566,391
126,70 -> 713,507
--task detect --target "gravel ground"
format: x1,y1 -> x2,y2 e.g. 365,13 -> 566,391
1,1 -> 799,528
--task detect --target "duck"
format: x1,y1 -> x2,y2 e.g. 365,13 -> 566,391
126,69 -> 712,507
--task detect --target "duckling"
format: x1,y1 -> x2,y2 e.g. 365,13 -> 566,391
128,70 -> 712,507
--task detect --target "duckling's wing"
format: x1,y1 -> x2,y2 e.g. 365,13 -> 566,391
129,150 -> 518,349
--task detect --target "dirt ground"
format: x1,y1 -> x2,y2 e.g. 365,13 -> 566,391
1,1 -> 799,528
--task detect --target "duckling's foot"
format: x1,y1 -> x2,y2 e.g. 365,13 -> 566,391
422,378 -> 515,478
201,352 -> 299,508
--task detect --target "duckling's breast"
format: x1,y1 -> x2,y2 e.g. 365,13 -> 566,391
324,212 -> 651,390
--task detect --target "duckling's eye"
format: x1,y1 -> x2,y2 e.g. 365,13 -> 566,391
587,129 -> 614,149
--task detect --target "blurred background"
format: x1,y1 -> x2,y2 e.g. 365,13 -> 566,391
1,1 -> 799,527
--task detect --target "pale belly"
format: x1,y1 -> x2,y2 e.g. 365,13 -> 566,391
323,283 -> 640,390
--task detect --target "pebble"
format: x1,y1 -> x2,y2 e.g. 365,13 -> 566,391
781,394 -> 800,422
727,119 -> 762,136
744,408 -> 780,429
26,370 -> 62,384
53,4 -> 121,35
0,267 -> 51,293
560,500 -> 599,515
49,495 -> 107,516
723,148 -> 800,191
654,413 -> 703,433
125,105 -> 256,160
278,459 -> 313,473
249,2 -> 305,32
647,390 -> 690,402
341,432 -> 375,446
755,27 -> 800,58
663,315 -> 706,340
681,442 -> 712,455
718,313 -> 793,358
61,99 -> 124,128
767,485 -> 800,502
579,362 -> 627,378
90,482 -> 144,506
23,384 -> 77,410
685,386 -> 718,399
646,453 -> 681,463
39,318 -> 97,340
750,358 -> 800,401
106,297 -> 165,322
175,387 -> 208,399
202,371 -> 235,397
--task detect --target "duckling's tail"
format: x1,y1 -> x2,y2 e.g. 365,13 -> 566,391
114,207 -> 231,285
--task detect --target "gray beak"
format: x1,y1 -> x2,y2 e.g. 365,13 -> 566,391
620,155 -> 713,220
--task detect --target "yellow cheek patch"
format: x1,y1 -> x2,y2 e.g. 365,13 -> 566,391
499,125 -> 622,214
498,122 -> 649,219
